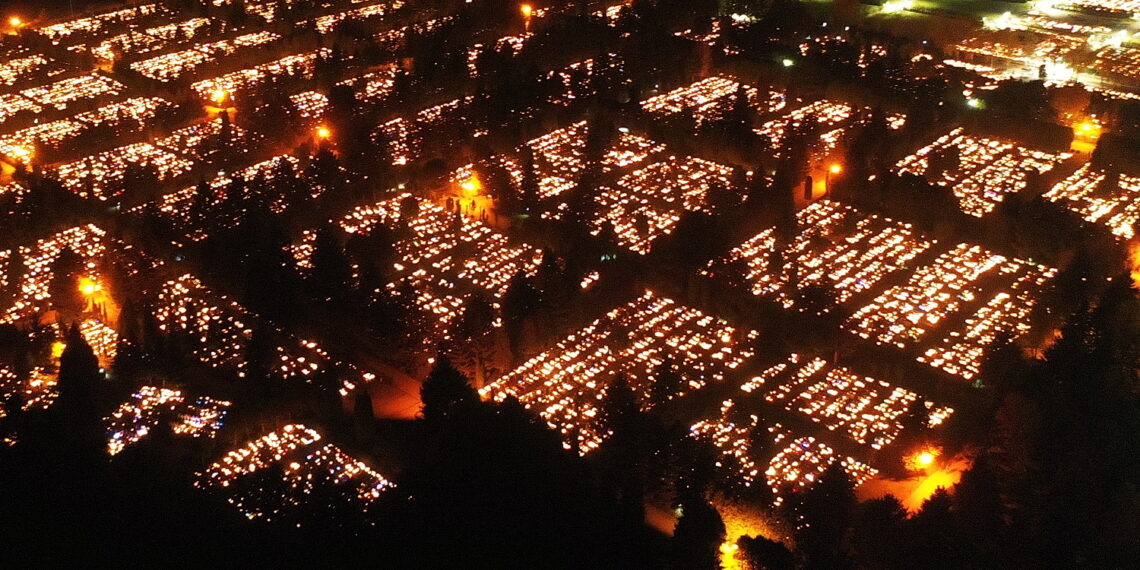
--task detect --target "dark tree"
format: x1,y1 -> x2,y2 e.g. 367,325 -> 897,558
346,226 -> 396,299
0,249 -> 25,309
241,217 -> 303,323
353,387 -> 375,441
307,224 -> 352,304
736,534 -> 794,570
599,373 -> 640,444
55,324 -> 103,456
419,355 -> 477,422
649,357 -> 684,407
853,494 -> 908,569
952,454 -> 1004,566
244,325 -> 277,384
48,248 -> 86,320
445,292 -> 505,388
502,271 -> 540,356
791,462 -> 856,567
672,494 -> 726,570
906,487 -> 963,568
899,399 -> 930,439
519,145 -> 540,213
374,394 -> 639,567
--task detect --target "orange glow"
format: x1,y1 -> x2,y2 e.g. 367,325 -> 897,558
714,498 -> 785,570
905,445 -> 941,471
459,175 -> 482,196
79,276 -> 101,295
829,163 -> 843,174
211,89 -> 227,104
858,452 -> 972,512
316,126 -> 331,139
1072,120 -> 1102,145
720,542 -> 740,566
520,4 -> 533,18
1076,121 -> 1100,135
51,341 -> 65,359
9,16 -> 21,27
912,468 -> 955,500
1128,243 -> 1140,285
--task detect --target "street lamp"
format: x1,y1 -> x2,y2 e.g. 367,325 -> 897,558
826,163 -> 841,196
460,175 -> 482,196
316,126 -> 331,140
520,4 -> 533,31
79,276 -> 102,295
905,445 -> 941,471
212,88 -> 228,106
1076,121 -> 1100,137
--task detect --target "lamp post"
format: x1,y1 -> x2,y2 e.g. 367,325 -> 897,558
826,163 -> 841,197
209,88 -> 235,117
79,276 -> 103,314
314,125 -> 332,152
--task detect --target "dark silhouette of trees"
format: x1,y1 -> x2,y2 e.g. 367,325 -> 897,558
952,453 -> 1003,566
419,355 -> 477,422
649,357 -> 684,407
244,324 -> 277,384
0,249 -> 25,309
189,179 -> 213,229
736,534 -> 795,570
378,283 -> 434,378
907,488 -> 964,567
307,224 -> 352,304
985,80 -> 1055,122
55,324 -> 103,456
790,462 -> 856,567
375,391 -> 648,568
346,226 -> 396,299
671,494 -> 726,570
853,495 -> 908,569
48,248 -> 86,320
519,145 -> 540,213
444,292 -> 507,388
118,160 -> 161,201
599,373 -> 641,443
502,270 -> 541,357
241,220 -> 303,323
899,399 -> 930,441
